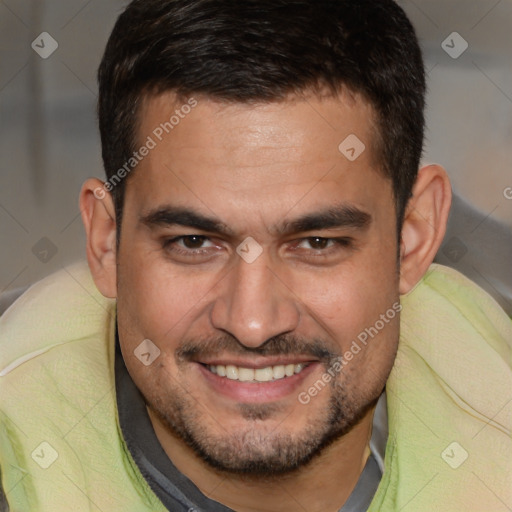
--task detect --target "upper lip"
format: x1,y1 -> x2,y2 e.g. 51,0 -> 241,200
196,356 -> 317,369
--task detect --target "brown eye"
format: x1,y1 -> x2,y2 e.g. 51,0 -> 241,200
293,237 -> 352,253
306,237 -> 330,250
181,235 -> 207,249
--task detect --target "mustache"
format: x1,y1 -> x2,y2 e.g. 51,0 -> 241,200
176,333 -> 341,365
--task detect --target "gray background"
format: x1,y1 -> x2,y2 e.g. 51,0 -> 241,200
0,0 -> 511,313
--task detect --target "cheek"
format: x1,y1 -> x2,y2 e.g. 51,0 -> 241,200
116,249 -> 216,350
322,274 -> 399,397
335,269 -> 400,386
298,261 -> 397,340
116,261 -> 200,389
289,237 -> 400,380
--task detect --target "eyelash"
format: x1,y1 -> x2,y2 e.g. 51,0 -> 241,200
162,235 -> 353,257
293,237 -> 353,252
162,235 -> 217,255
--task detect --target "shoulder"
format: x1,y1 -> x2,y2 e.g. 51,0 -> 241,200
401,263 -> 512,366
0,261 -> 116,377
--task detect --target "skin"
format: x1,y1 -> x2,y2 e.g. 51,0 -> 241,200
81,90 -> 451,512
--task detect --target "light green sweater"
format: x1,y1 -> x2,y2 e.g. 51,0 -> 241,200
0,262 -> 510,511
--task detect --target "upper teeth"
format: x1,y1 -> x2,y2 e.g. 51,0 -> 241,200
208,363 -> 307,382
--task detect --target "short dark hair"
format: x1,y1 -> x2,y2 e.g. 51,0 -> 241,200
98,0 -> 425,236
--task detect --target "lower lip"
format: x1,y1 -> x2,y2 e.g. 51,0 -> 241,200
196,362 -> 320,403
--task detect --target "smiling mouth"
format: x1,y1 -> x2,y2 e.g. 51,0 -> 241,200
205,363 -> 309,383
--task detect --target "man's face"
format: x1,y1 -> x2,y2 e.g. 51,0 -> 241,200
116,91 -> 400,475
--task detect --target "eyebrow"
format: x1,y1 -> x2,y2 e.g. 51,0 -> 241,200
139,203 -> 371,237
140,206 -> 234,236
276,204 -> 372,236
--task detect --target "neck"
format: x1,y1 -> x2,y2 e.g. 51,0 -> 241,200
148,406 -> 375,512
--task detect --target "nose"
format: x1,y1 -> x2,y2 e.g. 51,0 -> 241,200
210,254 -> 300,348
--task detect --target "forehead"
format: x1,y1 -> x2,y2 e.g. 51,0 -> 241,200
127,90 -> 391,227
138,90 -> 378,162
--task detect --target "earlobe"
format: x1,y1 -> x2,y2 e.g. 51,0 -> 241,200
399,164 -> 452,295
79,178 -> 118,298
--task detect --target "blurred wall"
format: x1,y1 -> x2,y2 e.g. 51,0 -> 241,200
0,0 -> 511,311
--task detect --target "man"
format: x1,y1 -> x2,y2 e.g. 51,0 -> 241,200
0,1 -> 510,511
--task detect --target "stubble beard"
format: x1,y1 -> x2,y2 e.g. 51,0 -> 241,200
145,368 -> 378,478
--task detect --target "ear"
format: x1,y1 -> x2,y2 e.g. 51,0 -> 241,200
79,178 -> 117,298
399,164 -> 452,294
